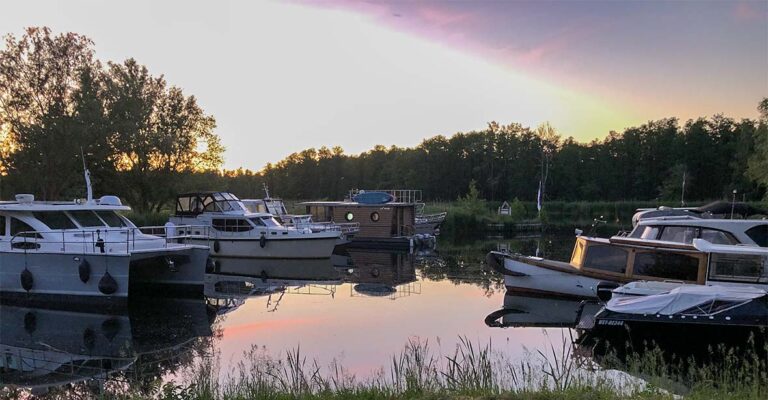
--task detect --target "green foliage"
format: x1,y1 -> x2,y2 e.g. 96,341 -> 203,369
747,97 -> 768,200
508,198 -> 527,221
0,27 -> 223,212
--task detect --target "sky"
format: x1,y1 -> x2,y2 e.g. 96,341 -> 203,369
1,0 -> 766,170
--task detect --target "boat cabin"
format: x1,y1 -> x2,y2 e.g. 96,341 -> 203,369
301,200 -> 416,245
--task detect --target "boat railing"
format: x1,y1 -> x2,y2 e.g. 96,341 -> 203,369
416,212 -> 447,224
159,223 -> 337,239
6,225 -> 203,254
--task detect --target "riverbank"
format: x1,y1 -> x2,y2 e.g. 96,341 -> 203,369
107,335 -> 766,400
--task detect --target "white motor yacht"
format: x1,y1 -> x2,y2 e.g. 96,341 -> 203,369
168,192 -> 340,261
0,194 -> 209,307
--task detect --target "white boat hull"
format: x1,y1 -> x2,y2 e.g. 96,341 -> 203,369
0,252 -> 131,305
502,257 -> 602,299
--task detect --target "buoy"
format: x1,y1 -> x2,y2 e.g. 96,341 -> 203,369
205,258 -> 215,273
101,318 -> 121,341
98,271 -> 118,295
213,240 -> 220,253
79,259 -> 91,283
260,270 -> 268,282
20,268 -> 33,292
259,235 -> 267,248
370,267 -> 380,278
24,312 -> 36,334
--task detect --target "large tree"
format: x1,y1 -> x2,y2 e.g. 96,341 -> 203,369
747,98 -> 768,199
104,58 -> 223,212
0,27 -> 108,199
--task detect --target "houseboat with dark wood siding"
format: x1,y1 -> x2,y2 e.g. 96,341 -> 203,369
300,190 -> 436,249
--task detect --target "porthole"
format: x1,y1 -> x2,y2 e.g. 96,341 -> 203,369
370,212 -> 380,222
345,212 -> 354,221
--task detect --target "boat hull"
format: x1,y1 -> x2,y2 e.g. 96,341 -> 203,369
503,257 -> 602,299
194,236 -> 337,259
0,252 -> 131,307
129,245 -> 208,296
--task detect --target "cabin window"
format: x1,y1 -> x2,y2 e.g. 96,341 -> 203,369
68,210 -> 106,227
0,216 -> 6,236
212,218 -> 252,232
33,212 -> 77,230
345,212 -> 354,221
96,211 -> 127,228
10,218 -> 42,238
745,225 -> 768,247
659,226 -> 697,244
629,225 -> 659,240
708,253 -> 767,282
633,252 -> 699,281
583,245 -> 628,274
251,216 -> 281,227
699,229 -> 738,245
370,212 -> 380,222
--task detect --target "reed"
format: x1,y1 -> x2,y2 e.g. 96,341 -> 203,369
150,333 -> 766,400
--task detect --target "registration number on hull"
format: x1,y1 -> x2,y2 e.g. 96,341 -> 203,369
597,320 -> 624,326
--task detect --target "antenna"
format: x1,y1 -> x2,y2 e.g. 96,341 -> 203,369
263,183 -> 270,199
81,147 -> 93,204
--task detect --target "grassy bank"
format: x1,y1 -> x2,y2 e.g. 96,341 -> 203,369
65,334 -> 764,400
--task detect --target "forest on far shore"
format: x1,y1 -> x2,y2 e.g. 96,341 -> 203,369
2,28 -> 768,212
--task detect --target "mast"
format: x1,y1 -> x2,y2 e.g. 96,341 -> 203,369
81,148 -> 94,204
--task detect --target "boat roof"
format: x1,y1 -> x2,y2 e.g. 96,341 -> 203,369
636,218 -> 767,229
0,200 -> 130,212
299,201 -> 415,207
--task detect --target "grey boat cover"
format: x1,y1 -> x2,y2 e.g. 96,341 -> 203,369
606,285 -> 766,316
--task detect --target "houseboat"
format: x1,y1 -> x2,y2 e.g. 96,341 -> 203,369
487,218 -> 768,299
168,192 -> 340,260
301,189 -> 438,249
0,194 -> 209,307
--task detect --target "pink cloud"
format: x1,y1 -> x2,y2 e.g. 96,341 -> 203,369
417,6 -> 473,27
733,1 -> 765,22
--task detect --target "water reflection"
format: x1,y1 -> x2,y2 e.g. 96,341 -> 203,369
485,292 -> 601,328
0,297 -> 216,397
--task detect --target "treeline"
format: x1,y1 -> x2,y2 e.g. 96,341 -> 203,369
2,27 -> 767,213
253,108 -> 768,203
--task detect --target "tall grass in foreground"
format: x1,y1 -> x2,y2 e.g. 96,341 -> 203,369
168,333 -> 766,400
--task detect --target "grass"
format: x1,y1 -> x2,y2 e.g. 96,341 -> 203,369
90,333 -> 763,400
3,333 -> 765,399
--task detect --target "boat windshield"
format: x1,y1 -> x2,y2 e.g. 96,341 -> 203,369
96,211 -> 127,228
251,216 -> 282,227
68,210 -> 106,227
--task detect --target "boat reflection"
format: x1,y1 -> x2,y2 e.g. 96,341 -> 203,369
0,297 -> 215,396
335,248 -> 420,299
485,291 -> 602,328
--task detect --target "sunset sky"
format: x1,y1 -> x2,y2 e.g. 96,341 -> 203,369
2,0 -> 766,170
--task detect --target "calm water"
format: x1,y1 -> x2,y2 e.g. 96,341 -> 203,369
0,233 -> 649,396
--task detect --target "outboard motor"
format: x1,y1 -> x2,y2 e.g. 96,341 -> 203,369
596,281 -> 620,303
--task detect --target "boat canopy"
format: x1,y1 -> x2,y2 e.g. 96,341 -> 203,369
175,192 -> 247,216
606,285 -> 766,316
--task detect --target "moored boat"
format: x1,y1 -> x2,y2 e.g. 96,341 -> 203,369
487,218 -> 768,299
168,192 -> 340,260
0,194 -> 208,308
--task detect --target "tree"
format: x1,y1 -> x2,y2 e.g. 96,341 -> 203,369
0,27 -> 105,199
747,98 -> 768,199
104,59 -> 223,212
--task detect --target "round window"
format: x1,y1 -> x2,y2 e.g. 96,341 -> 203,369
345,212 -> 354,221
370,212 -> 380,222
